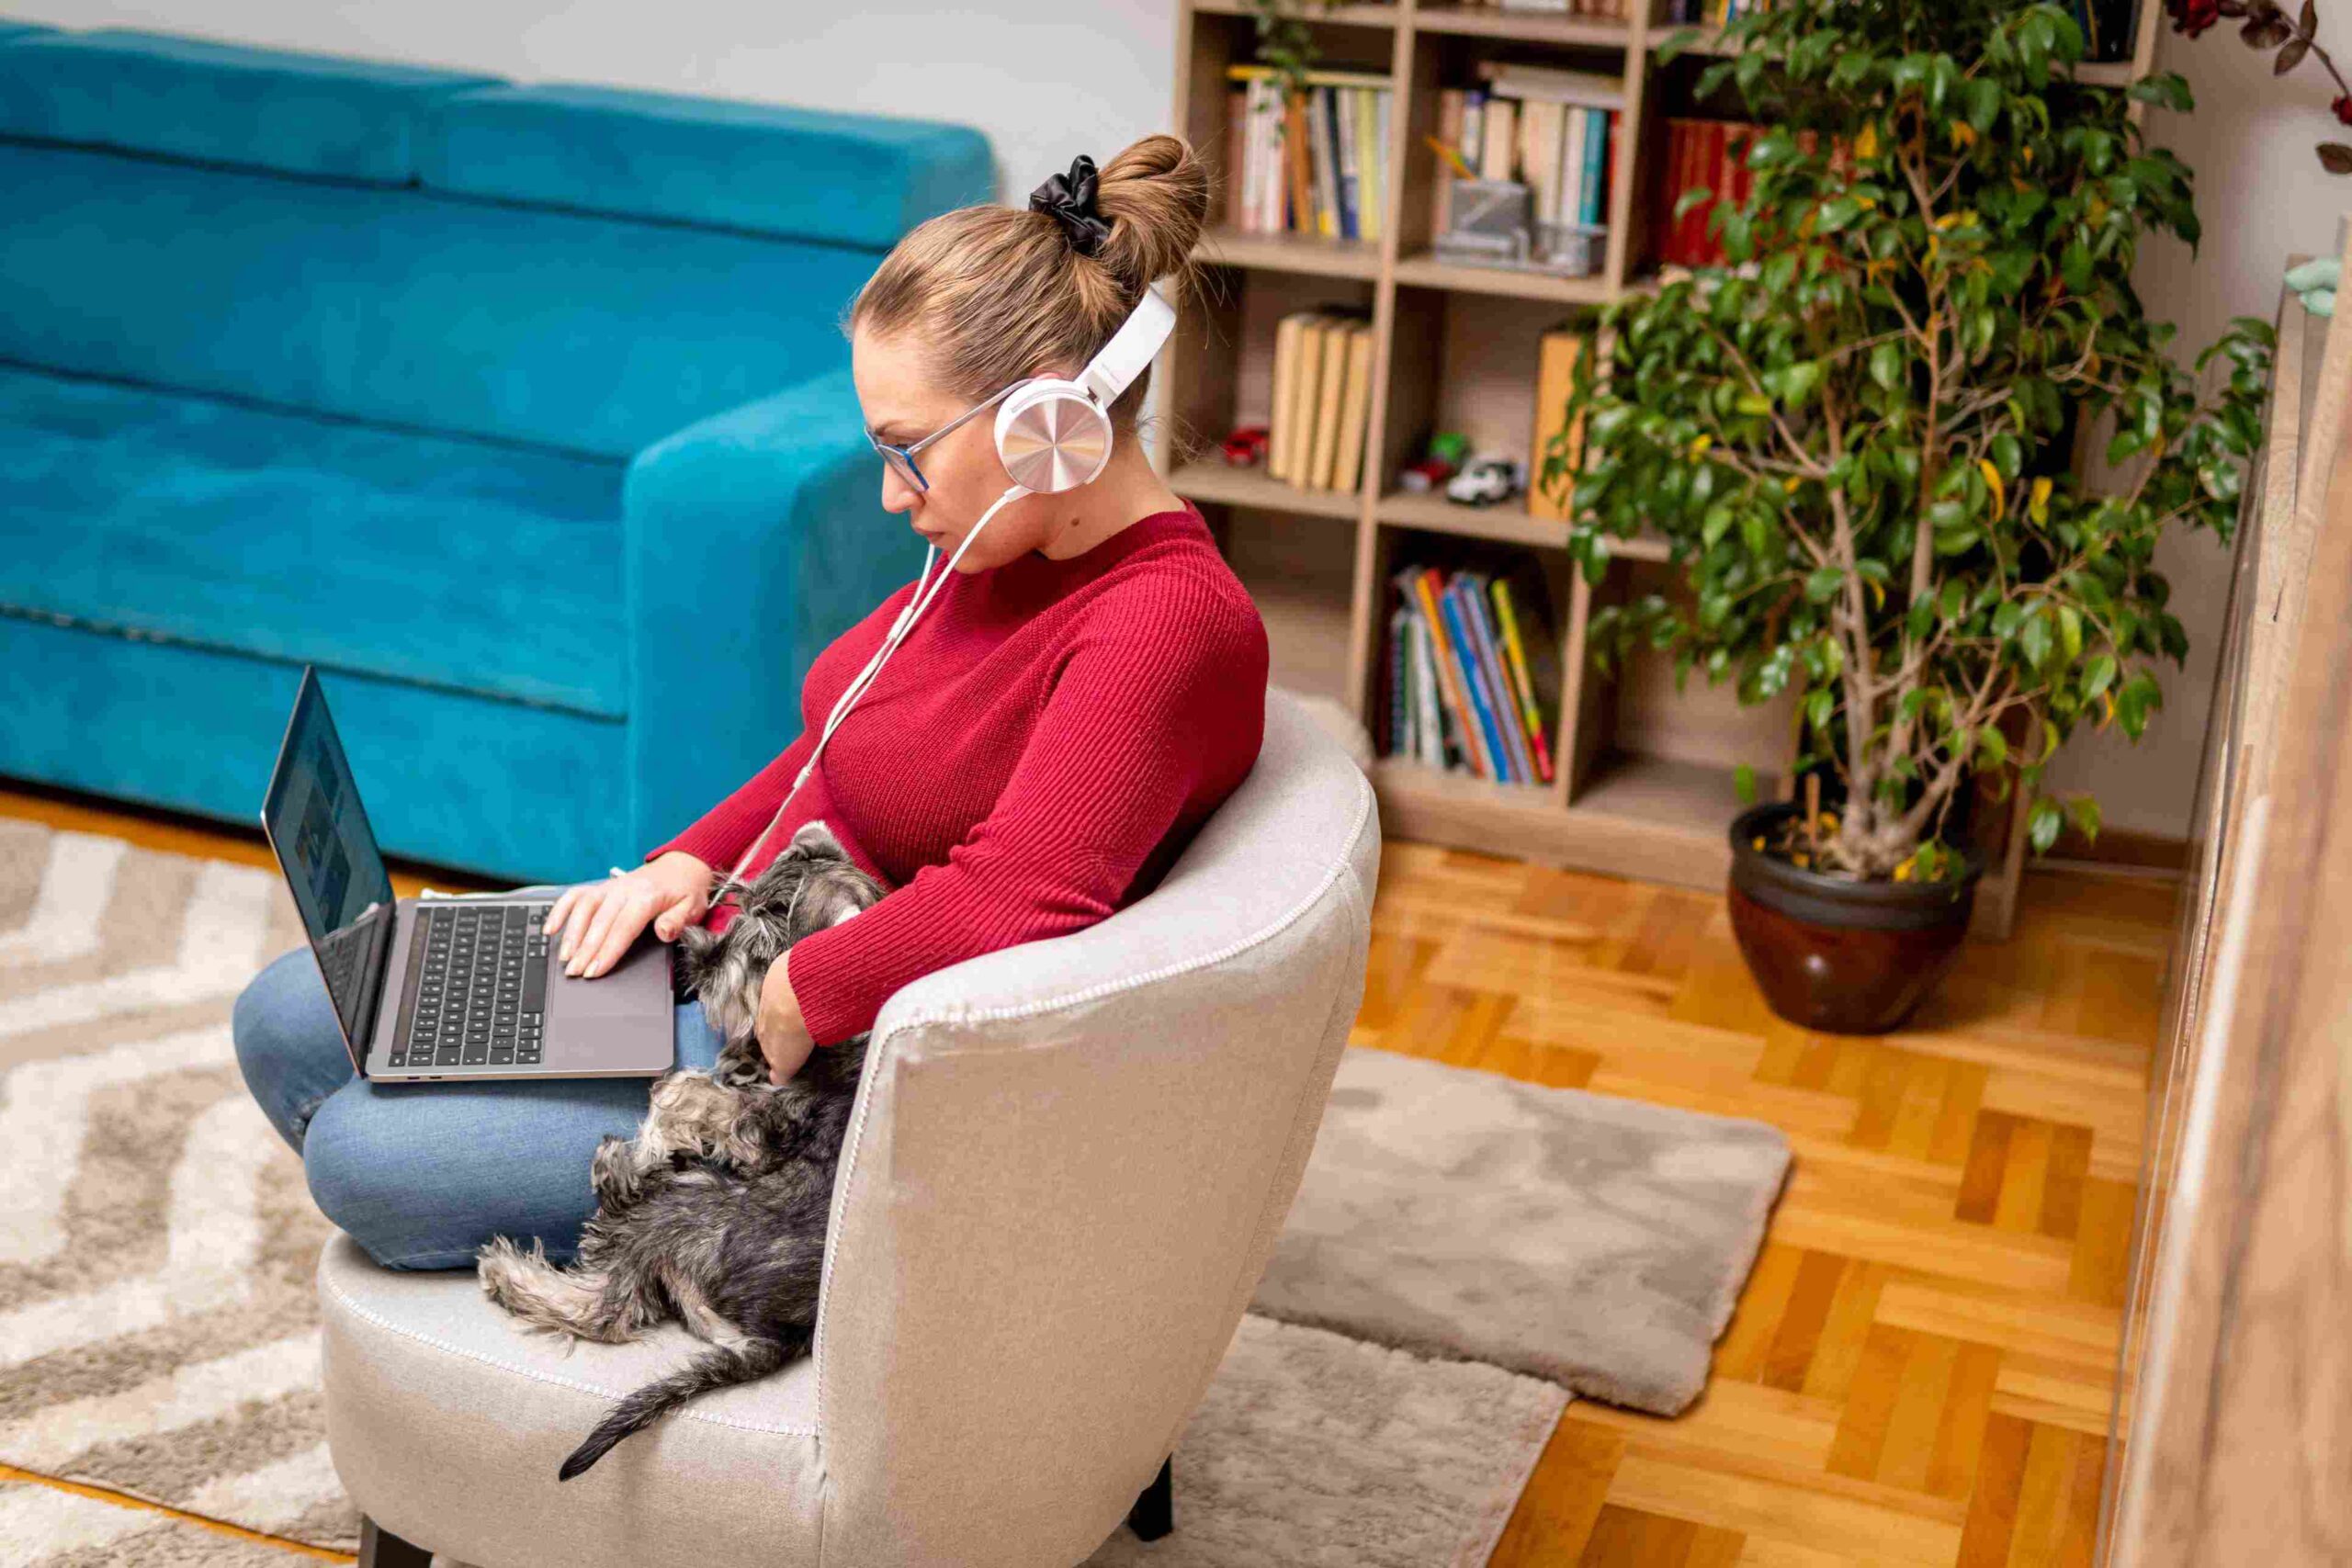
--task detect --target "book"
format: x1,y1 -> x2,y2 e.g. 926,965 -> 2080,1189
1284,89 -> 1315,234
1558,105 -> 1586,230
1269,311 -> 1308,480
1476,62 -> 1625,110
1438,579 -> 1515,782
1412,613 -> 1445,768
1490,578 -> 1556,784
1480,96 -> 1517,182
1286,314 -> 1332,483
1407,568 -> 1491,779
1327,87 -> 1355,240
1584,108 -> 1612,226
1330,323 -> 1377,495
1307,316 -> 1352,489
1521,97 -> 1564,226
1386,604 -> 1411,758
1457,575 -> 1532,783
1528,328 -> 1587,521
1309,86 -> 1340,238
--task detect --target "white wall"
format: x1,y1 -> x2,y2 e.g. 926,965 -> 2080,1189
10,1 -> 1182,203
17,4 -> 2324,840
2031,25 -> 2344,838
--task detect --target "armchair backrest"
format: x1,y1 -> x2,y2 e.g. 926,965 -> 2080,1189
810,687 -> 1380,1568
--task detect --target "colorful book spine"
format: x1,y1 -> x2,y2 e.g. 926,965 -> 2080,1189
1490,579 -> 1555,784
1408,569 -> 1492,779
1437,579 -> 1514,783
1459,575 -> 1534,784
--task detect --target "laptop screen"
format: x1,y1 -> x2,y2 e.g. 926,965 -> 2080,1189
260,667 -> 397,1061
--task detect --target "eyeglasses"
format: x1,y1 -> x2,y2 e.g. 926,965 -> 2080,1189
867,379 -> 1031,493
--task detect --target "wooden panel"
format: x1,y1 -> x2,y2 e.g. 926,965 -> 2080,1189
2101,251 -> 2352,1559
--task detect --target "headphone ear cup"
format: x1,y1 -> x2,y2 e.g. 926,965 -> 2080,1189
993,379 -> 1114,494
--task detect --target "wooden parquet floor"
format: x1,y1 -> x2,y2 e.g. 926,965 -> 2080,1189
1361,840 -> 2168,1568
0,784 -> 2165,1566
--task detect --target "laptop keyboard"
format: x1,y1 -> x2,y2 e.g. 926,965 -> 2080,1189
389,903 -> 550,1071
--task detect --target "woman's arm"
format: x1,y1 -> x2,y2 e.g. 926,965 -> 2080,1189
781,576 -> 1269,1046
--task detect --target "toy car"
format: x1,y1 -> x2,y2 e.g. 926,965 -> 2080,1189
1446,455 -> 1524,507
1398,457 -> 1458,493
1221,425 -> 1270,468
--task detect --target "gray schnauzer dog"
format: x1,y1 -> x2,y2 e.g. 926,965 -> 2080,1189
474,819 -> 885,1481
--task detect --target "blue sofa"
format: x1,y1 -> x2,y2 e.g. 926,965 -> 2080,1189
0,23 -> 992,883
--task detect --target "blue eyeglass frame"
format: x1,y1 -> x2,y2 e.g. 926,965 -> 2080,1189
867,378 -> 1031,492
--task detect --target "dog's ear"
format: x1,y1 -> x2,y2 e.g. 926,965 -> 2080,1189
789,819 -> 844,859
676,925 -> 720,984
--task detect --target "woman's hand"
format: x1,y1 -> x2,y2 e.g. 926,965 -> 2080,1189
544,852 -> 713,979
755,955 -> 817,1085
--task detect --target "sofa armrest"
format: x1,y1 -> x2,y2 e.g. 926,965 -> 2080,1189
808,692 -> 1382,1568
622,366 -> 922,860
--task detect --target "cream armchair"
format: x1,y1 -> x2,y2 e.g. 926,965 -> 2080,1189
316,687 -> 1381,1567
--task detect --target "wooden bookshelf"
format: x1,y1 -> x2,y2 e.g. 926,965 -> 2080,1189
1158,0 -> 2163,932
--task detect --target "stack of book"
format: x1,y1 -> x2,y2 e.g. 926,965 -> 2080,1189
1430,63 -> 1621,241
1662,0 -> 1773,21
1384,565 -> 1559,786
1651,118 -> 1761,268
1269,310 -> 1377,494
1223,65 -> 1394,243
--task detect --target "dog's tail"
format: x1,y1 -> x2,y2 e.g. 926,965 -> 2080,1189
558,1334 -> 797,1481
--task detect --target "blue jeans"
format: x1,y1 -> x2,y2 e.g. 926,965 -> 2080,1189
231,885 -> 720,1271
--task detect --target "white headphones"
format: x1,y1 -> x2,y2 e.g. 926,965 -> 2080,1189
712,282 -> 1180,899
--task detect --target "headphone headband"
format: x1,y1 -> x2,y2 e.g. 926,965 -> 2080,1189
1080,284 -> 1177,409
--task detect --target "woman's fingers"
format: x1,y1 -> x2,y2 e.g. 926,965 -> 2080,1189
543,886 -> 581,938
573,887 -> 655,979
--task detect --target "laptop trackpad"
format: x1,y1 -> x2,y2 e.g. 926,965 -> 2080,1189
555,931 -> 671,1018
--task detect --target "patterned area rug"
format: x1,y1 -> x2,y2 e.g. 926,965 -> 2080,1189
0,823 -> 1565,1566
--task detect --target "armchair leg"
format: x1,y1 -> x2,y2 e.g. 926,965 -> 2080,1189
1128,1455 -> 1174,1540
359,1515 -> 433,1568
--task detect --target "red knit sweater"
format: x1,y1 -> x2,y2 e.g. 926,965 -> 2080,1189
640,502 -> 1269,1046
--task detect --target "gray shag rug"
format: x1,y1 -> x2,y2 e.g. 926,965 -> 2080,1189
1253,1043 -> 1792,1416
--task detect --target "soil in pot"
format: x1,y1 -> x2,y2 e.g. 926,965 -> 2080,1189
1725,800 -> 1986,1034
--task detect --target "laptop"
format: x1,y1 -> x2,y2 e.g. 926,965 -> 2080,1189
259,664 -> 675,1083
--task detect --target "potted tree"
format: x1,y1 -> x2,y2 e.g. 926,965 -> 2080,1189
1546,0 -> 2273,1032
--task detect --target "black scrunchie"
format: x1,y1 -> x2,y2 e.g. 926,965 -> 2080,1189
1030,153 -> 1114,258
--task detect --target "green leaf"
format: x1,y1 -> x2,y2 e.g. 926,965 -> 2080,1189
2083,653 -> 2118,701
1975,726 -> 2009,769
2058,604 -> 2084,660
1735,763 -> 1758,805
1805,567 -> 1846,604
2067,794 -> 2102,841
2018,610 -> 2052,670
1806,687 -> 1836,732
2028,797 -> 2064,854
1871,340 -> 1904,391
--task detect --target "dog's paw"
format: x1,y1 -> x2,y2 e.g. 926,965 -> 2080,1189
589,1134 -> 645,1211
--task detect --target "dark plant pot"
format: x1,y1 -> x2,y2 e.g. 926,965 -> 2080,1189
1725,801 -> 1986,1035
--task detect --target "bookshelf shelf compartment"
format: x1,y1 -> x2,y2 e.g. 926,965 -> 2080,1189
1377,490 -> 1569,549
1174,461 -> 1362,521
1193,229 -> 1384,280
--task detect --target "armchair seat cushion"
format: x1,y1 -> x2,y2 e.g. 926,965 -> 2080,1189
0,365 -> 629,717
317,1234 -> 827,1565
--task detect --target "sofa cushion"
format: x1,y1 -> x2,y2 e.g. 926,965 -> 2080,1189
0,141 -> 876,457
0,365 -> 629,718
417,82 -> 993,249
0,27 -> 500,184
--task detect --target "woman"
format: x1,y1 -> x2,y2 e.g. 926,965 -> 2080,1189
231,133 -> 1270,1270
